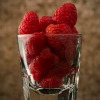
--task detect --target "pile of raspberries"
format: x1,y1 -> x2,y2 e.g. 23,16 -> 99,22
18,2 -> 78,88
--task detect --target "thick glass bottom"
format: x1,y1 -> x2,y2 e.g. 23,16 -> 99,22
23,84 -> 77,100
22,75 -> 78,100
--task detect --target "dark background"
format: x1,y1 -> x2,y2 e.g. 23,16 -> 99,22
0,0 -> 100,100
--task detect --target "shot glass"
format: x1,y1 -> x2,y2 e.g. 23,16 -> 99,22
17,33 -> 82,100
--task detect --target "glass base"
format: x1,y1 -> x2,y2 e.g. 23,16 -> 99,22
23,86 -> 77,100
22,75 -> 78,100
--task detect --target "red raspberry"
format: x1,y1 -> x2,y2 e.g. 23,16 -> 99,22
29,64 -> 46,82
40,76 -> 62,88
29,56 -> 47,72
29,65 -> 46,82
29,48 -> 59,81
46,24 -> 72,34
46,24 -> 72,59
39,16 -> 56,32
47,35 -> 66,60
47,35 -> 63,50
18,11 -> 39,34
40,47 -> 52,59
26,32 -> 47,57
48,62 -> 71,78
72,27 -> 78,34
40,48 -> 59,69
40,48 -> 59,65
29,50 -> 58,74
47,34 -> 77,62
53,3 -> 77,28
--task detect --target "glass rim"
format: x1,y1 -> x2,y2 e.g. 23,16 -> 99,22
18,33 -> 82,37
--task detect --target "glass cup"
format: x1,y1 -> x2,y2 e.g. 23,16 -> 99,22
17,33 -> 82,100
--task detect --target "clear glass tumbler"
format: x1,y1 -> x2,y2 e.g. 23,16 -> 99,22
17,34 -> 82,100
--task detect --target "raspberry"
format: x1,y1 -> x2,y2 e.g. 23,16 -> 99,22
40,48 -> 52,59
40,76 -> 62,88
18,11 -> 39,34
29,56 -> 47,72
46,24 -> 72,34
29,47 -> 59,80
29,65 -> 46,82
72,27 -> 78,34
46,24 -> 72,59
41,48 -> 59,66
47,35 -> 63,50
29,50 -> 59,82
47,35 -> 66,60
48,62 -> 71,78
40,48 -> 59,68
53,3 -> 77,28
39,16 -> 56,32
26,32 -> 47,57
29,50 -> 58,74
47,33 -> 76,61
